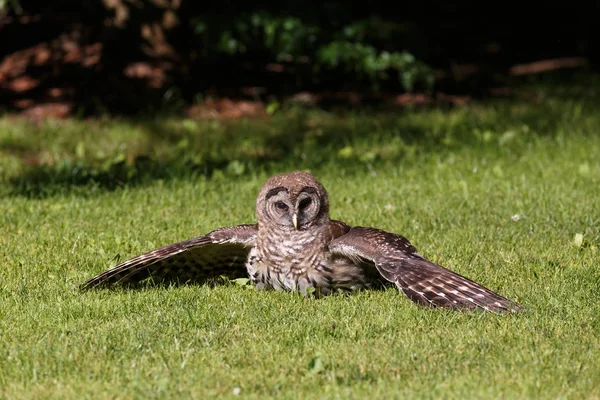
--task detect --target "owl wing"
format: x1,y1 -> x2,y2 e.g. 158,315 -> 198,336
80,224 -> 257,289
328,226 -> 523,314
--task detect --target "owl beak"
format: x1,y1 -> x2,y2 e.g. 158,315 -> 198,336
292,213 -> 298,230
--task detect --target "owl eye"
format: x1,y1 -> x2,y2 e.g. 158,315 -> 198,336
298,197 -> 312,209
274,201 -> 288,211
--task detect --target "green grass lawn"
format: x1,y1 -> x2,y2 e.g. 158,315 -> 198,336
1,86 -> 599,399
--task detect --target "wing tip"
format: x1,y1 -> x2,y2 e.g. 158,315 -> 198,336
397,281 -> 524,315
78,274 -> 119,290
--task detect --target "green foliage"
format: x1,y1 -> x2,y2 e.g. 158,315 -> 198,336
0,0 -> 20,12
192,11 -> 434,91
317,41 -> 433,91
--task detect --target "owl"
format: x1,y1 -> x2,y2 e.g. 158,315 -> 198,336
82,171 -> 522,314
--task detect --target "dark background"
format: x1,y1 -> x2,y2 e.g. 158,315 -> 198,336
1,1 -> 598,116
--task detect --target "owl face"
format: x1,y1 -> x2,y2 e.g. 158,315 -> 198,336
256,171 -> 330,231
263,187 -> 322,230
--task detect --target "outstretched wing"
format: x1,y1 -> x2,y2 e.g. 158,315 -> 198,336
329,226 -> 523,314
81,224 -> 257,289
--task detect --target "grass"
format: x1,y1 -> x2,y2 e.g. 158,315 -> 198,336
1,84 -> 600,399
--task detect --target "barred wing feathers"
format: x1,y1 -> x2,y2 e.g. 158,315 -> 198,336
81,224 -> 257,289
329,227 -> 522,314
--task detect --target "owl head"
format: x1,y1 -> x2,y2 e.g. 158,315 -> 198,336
256,171 -> 330,231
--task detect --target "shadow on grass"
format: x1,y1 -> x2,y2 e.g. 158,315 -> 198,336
2,96 -> 597,198
79,275 -> 394,296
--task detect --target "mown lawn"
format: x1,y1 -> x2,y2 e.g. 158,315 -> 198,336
1,86 -> 599,399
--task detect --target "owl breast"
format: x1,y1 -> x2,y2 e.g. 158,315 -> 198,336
245,229 -> 375,295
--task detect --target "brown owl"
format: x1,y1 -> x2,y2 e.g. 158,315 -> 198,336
82,171 -> 523,314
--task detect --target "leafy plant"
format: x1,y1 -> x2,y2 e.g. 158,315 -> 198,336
0,0 -> 21,12
191,11 -> 434,92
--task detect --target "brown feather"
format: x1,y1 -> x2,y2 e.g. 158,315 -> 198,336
81,224 -> 257,289
329,227 -> 523,314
